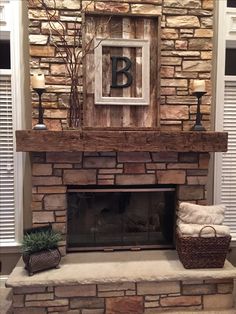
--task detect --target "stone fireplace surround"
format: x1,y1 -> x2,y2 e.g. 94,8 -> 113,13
7,130 -> 236,313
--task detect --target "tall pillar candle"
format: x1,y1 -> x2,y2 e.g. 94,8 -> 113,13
31,73 -> 45,89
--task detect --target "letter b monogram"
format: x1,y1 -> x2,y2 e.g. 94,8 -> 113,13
111,56 -> 133,88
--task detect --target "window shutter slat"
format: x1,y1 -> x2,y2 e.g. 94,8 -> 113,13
221,80 -> 236,240
0,74 -> 15,244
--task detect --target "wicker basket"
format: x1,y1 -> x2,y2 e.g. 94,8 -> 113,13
176,226 -> 231,269
23,248 -> 61,276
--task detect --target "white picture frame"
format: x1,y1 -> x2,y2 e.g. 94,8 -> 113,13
94,38 -> 150,106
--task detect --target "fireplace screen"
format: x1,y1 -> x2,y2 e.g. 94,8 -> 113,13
67,185 -> 176,252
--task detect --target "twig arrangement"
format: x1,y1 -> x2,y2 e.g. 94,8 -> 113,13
38,0 -> 95,128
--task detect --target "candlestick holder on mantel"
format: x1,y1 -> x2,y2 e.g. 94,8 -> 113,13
191,91 -> 206,131
33,88 -> 47,130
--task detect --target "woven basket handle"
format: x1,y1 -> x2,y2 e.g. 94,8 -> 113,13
199,226 -> 217,237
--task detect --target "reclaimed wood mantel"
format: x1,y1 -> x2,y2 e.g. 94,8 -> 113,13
16,129 -> 228,152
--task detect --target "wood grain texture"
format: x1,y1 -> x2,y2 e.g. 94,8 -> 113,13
16,130 -> 228,153
83,15 -> 159,128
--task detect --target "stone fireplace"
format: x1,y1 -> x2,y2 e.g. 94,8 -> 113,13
7,0 -> 236,313
28,150 -> 211,255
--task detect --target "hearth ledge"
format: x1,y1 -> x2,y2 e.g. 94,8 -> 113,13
6,250 -> 236,288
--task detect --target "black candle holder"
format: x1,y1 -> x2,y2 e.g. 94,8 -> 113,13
33,88 -> 47,130
191,91 -> 206,131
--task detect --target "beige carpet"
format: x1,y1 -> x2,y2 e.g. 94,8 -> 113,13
0,287 -> 12,314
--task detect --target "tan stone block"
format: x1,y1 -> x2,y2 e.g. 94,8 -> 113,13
48,305 -> 69,312
182,284 -> 216,295
29,34 -> 48,45
157,170 -> 186,184
217,283 -> 234,294
152,152 -> 178,162
161,56 -> 182,66
124,163 -> 145,174
13,308 -> 46,314
163,0 -> 201,8
14,287 -> 46,294
160,105 -> 189,120
137,281 -> 180,295
160,87 -> 176,95
82,310 -> 104,314
178,185 -> 204,200
161,28 -> 178,39
189,38 -> 212,50
118,152 -> 151,163
32,176 -> 62,186
98,179 -> 114,185
13,294 -> 24,307
146,163 -> 166,170
38,186 -> 66,194
52,222 -> 66,234
98,291 -> 125,297
26,293 -> 54,301
167,163 -> 198,169
43,108 -> 68,119
166,16 -> 200,28
50,63 -> 67,76
199,153 -> 210,169
63,169 -> 96,185
187,176 -> 208,185
131,4 -> 161,15
203,294 -> 234,309
175,40 -> 188,50
55,285 -> 96,297
30,45 -> 55,57
160,295 -> 201,306
33,211 -> 55,223
183,60 -> 212,72
31,202 -> 43,211
26,299 -> 68,307
46,152 -> 82,163
162,50 -> 200,57
32,164 -> 52,176
44,194 -> 67,210
201,51 -> 212,59
202,0 -> 213,9
83,157 -> 116,168
161,66 -> 175,78
70,297 -> 104,309
98,282 -> 135,292
97,174 -> 114,180
95,2 -> 129,13
161,78 -> 187,88
54,164 -> 73,169
116,174 -> 156,185
32,194 -> 44,202
195,29 -> 213,38
145,296 -> 160,301
106,296 -> 143,314
126,291 -> 136,296
82,1 -> 95,11
99,169 -> 123,174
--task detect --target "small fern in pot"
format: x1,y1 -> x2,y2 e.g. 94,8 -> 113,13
22,227 -> 62,276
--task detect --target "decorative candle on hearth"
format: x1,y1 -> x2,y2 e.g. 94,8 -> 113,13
192,80 -> 206,93
31,73 -> 45,89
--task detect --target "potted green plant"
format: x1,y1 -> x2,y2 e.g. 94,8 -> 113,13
22,227 -> 62,276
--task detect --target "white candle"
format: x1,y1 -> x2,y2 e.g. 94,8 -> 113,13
192,80 -> 206,93
31,73 -> 46,89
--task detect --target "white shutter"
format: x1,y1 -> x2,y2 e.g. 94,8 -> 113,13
0,73 -> 15,244
221,80 -> 236,240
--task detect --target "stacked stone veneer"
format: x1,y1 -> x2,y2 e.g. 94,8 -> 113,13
31,151 -> 210,254
12,279 -> 234,313
28,0 -> 213,130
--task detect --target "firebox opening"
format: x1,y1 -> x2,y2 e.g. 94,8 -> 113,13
67,185 -> 176,252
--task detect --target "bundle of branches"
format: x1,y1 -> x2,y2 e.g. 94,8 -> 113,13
38,0 -> 94,128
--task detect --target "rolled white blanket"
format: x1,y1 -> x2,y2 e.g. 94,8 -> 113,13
177,222 -> 230,238
177,202 -> 225,225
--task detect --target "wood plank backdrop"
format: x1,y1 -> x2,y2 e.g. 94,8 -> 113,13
83,15 -> 159,128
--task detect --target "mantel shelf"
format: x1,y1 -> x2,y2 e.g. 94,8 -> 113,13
15,129 -> 228,153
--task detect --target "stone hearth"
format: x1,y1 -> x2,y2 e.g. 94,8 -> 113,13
6,250 -> 236,313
